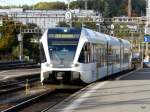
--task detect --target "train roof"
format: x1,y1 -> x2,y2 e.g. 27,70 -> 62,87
81,28 -> 121,46
81,28 -> 107,44
48,27 -> 81,34
119,38 -> 131,48
45,27 -> 130,47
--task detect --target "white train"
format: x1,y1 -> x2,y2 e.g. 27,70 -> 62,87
40,27 -> 132,83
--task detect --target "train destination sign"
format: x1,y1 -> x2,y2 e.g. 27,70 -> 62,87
48,34 -> 79,38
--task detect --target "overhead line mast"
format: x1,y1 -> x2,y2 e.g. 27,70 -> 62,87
128,0 -> 132,17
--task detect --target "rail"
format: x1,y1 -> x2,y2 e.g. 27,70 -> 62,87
0,61 -> 39,70
1,87 -> 80,112
0,78 -> 40,96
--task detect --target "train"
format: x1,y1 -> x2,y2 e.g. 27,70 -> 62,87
40,27 -> 132,84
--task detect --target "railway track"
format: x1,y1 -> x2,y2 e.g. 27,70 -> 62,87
0,61 -> 39,70
0,78 -> 40,96
0,69 -> 135,112
0,78 -> 43,111
1,84 -> 83,112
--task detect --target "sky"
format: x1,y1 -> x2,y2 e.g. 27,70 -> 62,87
0,0 -> 69,6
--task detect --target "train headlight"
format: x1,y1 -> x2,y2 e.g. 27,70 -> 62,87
49,64 -> 53,67
71,63 -> 79,67
46,63 -> 53,67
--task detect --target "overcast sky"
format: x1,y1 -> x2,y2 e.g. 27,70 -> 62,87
0,0 -> 69,6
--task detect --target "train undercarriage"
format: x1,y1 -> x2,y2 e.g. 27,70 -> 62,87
41,71 -> 83,84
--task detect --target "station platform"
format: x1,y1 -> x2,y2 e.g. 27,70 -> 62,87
0,68 -> 40,81
47,68 -> 150,112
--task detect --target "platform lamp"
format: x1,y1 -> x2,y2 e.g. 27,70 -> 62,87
110,24 -> 114,36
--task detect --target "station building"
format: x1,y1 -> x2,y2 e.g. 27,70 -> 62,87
0,8 -> 100,29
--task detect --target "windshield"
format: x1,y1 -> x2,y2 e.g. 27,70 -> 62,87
49,43 -> 78,68
47,28 -> 81,68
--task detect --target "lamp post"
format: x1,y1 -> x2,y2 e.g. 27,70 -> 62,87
96,22 -> 101,32
110,24 -> 114,36
17,33 -> 23,61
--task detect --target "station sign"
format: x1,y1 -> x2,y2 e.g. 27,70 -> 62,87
65,11 -> 72,20
65,11 -> 72,23
144,35 -> 150,42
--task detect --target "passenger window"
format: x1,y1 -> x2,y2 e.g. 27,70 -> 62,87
124,49 -> 130,63
78,43 -> 92,63
40,44 -> 46,63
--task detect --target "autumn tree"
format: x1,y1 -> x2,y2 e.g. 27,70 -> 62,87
34,2 -> 66,10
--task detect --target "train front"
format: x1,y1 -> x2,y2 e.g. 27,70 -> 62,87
40,27 -> 81,83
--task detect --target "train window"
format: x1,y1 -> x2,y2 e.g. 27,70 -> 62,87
100,48 -> 107,67
116,49 -> 120,64
102,48 -> 107,66
95,47 -> 100,65
124,49 -> 130,63
78,43 -> 92,63
100,48 -> 103,66
78,43 -> 106,64
40,44 -> 46,63
95,45 -> 106,67
78,49 -> 85,63
78,44 -> 86,63
112,50 -> 116,64
92,44 -> 97,62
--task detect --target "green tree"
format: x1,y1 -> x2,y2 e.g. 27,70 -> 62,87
75,0 -> 146,17
0,18 -> 41,61
114,23 -> 130,38
0,20 -> 15,51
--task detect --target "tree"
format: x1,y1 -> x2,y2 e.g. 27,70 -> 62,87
0,20 -> 16,52
34,2 -> 66,10
74,0 -> 146,17
0,18 -> 41,61
114,23 -> 130,38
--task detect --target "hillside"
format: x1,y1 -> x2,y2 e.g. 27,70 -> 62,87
70,0 -> 146,17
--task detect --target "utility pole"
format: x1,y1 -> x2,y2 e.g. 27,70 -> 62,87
144,0 -> 150,62
17,33 -> 23,61
67,0 -> 70,9
85,0 -> 87,10
65,0 -> 72,27
128,0 -> 132,17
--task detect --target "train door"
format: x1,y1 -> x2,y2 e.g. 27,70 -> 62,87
107,45 -> 113,75
95,44 -> 107,79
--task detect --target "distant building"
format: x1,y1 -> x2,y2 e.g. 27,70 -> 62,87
0,8 -> 100,29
